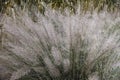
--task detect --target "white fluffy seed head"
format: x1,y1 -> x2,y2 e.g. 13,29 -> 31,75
0,6 -> 120,80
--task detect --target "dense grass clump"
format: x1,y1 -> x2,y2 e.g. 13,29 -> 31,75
0,0 -> 120,80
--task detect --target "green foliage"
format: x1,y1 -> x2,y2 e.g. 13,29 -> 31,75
0,0 -> 120,14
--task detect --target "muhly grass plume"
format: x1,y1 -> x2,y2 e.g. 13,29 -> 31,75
0,6 -> 120,80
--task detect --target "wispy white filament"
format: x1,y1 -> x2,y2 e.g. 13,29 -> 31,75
0,6 -> 120,80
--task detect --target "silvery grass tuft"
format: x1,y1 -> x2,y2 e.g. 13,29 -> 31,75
0,3 -> 120,80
